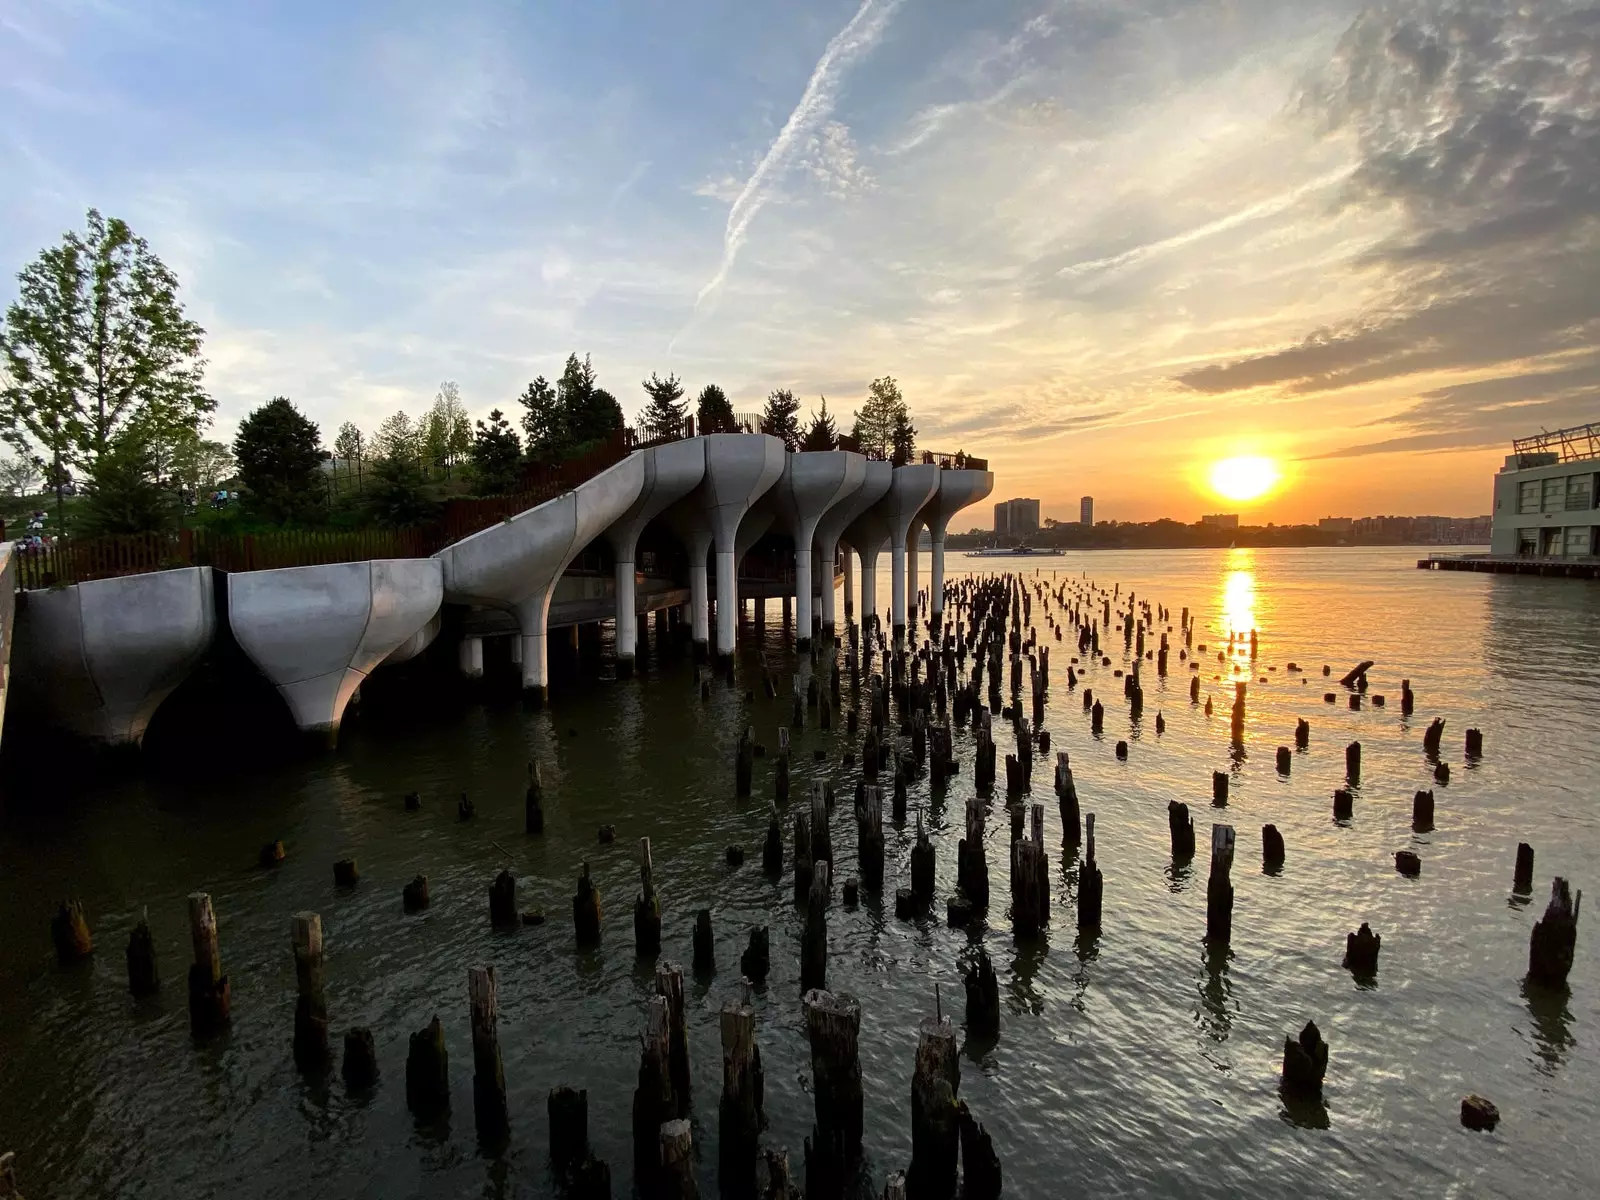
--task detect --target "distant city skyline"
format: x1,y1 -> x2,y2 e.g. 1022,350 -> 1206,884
3,0 -> 1590,523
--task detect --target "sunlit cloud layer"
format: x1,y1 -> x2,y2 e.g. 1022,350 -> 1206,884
2,0 -> 1591,523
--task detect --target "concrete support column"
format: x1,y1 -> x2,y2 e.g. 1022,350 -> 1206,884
820,548 -> 838,633
931,533 -> 947,619
859,544 -> 880,636
794,549 -> 813,649
891,539 -> 908,638
516,588 -> 554,706
843,551 -> 855,619
458,635 -> 484,679
615,558 -> 638,679
509,635 -> 523,665
907,528 -> 920,619
715,549 -> 738,658
690,561 -> 709,654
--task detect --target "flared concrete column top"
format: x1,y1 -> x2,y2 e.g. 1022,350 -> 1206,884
604,437 -> 707,558
761,450 -> 868,545
13,566 -> 216,746
229,558 -> 443,736
922,468 -> 996,536
874,462 -> 943,545
435,451 -> 648,610
836,458 -> 895,558
701,433 -> 787,547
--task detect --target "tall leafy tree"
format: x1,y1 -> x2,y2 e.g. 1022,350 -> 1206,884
333,421 -> 365,492
422,381 -> 470,478
0,209 -> 212,533
695,383 -> 737,435
517,376 -> 563,459
801,397 -> 839,451
233,397 -> 324,525
0,453 -> 42,498
640,372 -> 687,440
760,388 -> 803,451
172,438 -> 235,493
471,408 -> 523,495
850,376 -> 904,460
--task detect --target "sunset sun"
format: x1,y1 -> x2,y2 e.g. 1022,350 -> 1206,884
1208,455 -> 1281,502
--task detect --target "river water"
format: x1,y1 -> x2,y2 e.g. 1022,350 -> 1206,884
1,546 -> 1595,1199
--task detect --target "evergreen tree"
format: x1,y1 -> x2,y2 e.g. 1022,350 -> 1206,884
373,410 -> 420,462
695,383 -> 738,435
233,397 -> 323,524
1,208 -> 212,534
801,397 -> 839,451
367,454 -> 434,529
471,408 -> 523,495
639,372 -> 687,441
557,353 -> 623,449
890,405 -> 917,466
81,427 -> 172,535
517,375 -> 564,460
760,388 -> 803,451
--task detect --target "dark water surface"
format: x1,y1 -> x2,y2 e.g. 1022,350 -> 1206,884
2,547 -> 1596,1199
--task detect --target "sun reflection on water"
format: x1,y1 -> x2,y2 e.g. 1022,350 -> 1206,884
1220,551 -> 1258,640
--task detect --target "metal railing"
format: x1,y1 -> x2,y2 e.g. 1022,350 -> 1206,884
1512,421 -> 1600,465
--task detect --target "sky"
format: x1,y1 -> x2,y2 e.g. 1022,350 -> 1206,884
3,0 -> 1596,526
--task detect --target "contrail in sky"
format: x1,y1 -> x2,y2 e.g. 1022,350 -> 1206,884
687,0 -> 906,319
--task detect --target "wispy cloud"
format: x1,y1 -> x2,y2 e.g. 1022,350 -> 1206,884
687,0 -> 905,314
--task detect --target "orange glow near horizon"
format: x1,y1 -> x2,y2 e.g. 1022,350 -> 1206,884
1208,456 -> 1282,503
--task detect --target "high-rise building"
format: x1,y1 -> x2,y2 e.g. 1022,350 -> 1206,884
1201,513 -> 1240,530
993,498 -> 1041,536
1080,496 -> 1093,526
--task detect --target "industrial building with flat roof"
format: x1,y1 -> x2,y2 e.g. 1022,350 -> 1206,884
1490,422 -> 1598,559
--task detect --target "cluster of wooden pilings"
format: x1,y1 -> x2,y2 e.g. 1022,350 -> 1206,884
30,568 -> 1584,1197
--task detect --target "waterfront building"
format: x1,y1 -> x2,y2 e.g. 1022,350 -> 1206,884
1080,496 -> 1094,526
1490,422 -> 1599,558
1201,513 -> 1240,530
993,498 -> 1041,537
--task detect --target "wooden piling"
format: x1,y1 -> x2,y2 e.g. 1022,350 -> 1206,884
187,892 -> 230,1035
810,782 -> 833,871
1168,802 -> 1195,860
1275,746 -> 1291,775
910,813 -> 936,913
342,1027 -> 378,1089
292,913 -> 331,1073
1055,752 -> 1080,844
775,728 -> 790,803
1295,718 -> 1309,749
632,997 -> 674,1189
802,862 -> 830,993
858,785 -> 885,891
719,992 -> 765,1197
737,727 -> 755,798
1528,878 -> 1582,987
1078,814 -> 1103,932
526,760 -> 545,833
657,961 -> 691,1116
126,911 -> 158,996
1333,789 -> 1353,820
1345,741 -> 1361,787
1011,810 -> 1047,938
659,1119 -> 698,1199
405,1014 -> 450,1119
802,989 -> 863,1187
1465,728 -> 1484,757
1423,717 -> 1445,756
51,899 -> 92,963
1412,789 -> 1435,832
1513,843 -> 1535,894
403,874 -> 430,912
963,947 -> 1000,1040
1205,825 -> 1235,946
1212,770 -> 1229,806
741,927 -> 770,984
1344,923 -> 1380,973
548,1085 -> 590,1178
1395,850 -> 1422,877
693,909 -> 715,975
957,1102 -> 1003,1200
908,1013 -> 961,1200
1281,1020 -> 1328,1097
758,1148 -> 801,1200
468,965 -> 510,1145
490,869 -> 518,928
573,863 -> 602,948
1262,824 -> 1285,871
635,838 -> 662,959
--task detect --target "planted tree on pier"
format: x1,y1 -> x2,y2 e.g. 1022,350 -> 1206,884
759,388 -> 803,451
695,383 -> 738,434
470,408 -> 522,496
640,372 -> 687,441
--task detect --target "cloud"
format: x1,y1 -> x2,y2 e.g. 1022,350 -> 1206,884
799,120 -> 874,198
688,0 -> 905,313
1177,0 -> 1600,456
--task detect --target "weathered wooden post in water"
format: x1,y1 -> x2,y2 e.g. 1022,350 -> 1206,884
1212,770 -> 1229,806
1205,825 -> 1235,946
657,961 -> 692,1116
1513,844 -> 1535,894
291,913 -> 331,1073
1346,741 -> 1362,787
719,989 -> 765,1197
908,1011 -> 960,1200
1528,878 -> 1582,987
737,726 -> 755,798
957,1104 -> 1003,1200
51,899 -> 92,963
1055,752 -> 1080,844
1344,923 -> 1380,974
1281,1021 -> 1328,1097
469,965 -> 510,1146
659,1119 -> 698,1199
1262,825 -> 1285,872
803,989 -> 864,1195
1168,802 -> 1195,860
859,785 -> 885,891
490,870 -> 518,928
635,838 -> 662,959
573,863 -> 602,948
1011,806 -> 1048,937
126,911 -> 158,996
1078,814 -> 1103,932
526,760 -> 545,833
187,892 -> 230,1035
964,948 -> 1000,1041
694,909 -> 715,975
342,1028 -> 378,1089
633,997 -> 675,1190
406,1015 -> 450,1119
802,862 -> 831,993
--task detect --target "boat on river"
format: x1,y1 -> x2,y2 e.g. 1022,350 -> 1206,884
965,546 -> 1064,558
